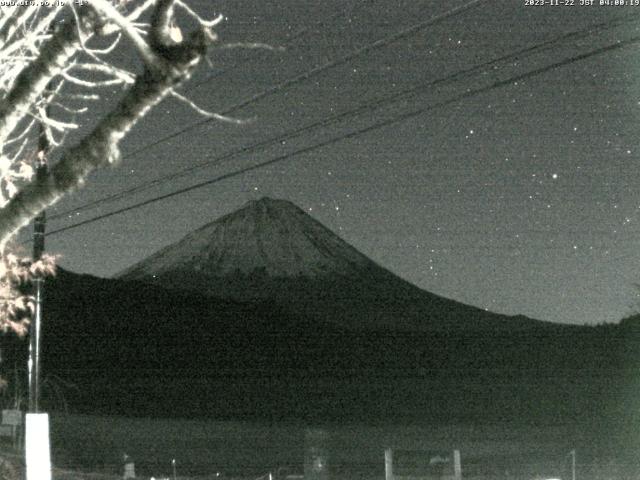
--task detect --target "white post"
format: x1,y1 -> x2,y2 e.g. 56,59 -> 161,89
25,413 -> 51,480
385,448 -> 393,480
453,450 -> 462,480
570,449 -> 576,480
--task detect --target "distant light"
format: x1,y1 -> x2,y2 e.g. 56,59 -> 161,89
551,173 -> 558,180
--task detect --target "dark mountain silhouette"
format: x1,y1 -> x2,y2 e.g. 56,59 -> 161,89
2,198 -> 637,427
119,197 -> 554,333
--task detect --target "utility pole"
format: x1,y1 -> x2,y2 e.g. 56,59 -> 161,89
25,104 -> 52,480
28,112 -> 48,413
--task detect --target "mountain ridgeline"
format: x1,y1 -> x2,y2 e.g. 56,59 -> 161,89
8,197 -> 640,425
118,197 -> 552,332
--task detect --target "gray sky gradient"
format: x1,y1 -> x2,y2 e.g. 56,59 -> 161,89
29,0 -> 640,325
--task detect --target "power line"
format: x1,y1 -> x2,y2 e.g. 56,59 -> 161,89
48,37 -> 640,235
48,9 -> 382,223
49,12 -> 640,222
190,0 -> 376,90
120,0 -> 488,161
49,0 -> 488,221
43,34 -> 640,239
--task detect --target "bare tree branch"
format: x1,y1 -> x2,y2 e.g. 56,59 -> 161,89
0,4 -> 216,246
90,0 -> 160,68
0,1 -> 227,334
169,89 -> 246,124
0,14 -> 88,146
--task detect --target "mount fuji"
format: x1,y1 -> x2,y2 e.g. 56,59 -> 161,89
10,197 -> 633,422
121,197 -> 373,280
118,197 -> 549,332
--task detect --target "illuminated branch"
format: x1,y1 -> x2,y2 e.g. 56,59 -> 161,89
0,0 -> 224,335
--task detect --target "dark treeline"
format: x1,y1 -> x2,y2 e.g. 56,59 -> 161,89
1,268 -> 638,436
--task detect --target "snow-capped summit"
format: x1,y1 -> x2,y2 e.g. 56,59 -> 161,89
118,197 -> 548,331
119,197 -> 374,280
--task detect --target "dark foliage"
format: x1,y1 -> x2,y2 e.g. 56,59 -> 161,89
1,267 -> 635,430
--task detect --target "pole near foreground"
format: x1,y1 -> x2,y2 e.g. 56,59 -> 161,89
25,109 -> 52,480
28,119 -> 48,413
28,202 -> 45,413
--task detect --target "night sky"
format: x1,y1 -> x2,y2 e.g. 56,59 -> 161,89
24,0 -> 640,325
